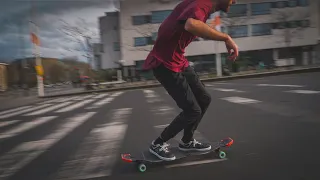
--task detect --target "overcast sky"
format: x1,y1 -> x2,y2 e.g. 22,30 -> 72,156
0,0 -> 118,62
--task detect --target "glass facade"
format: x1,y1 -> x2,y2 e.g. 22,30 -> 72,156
134,37 -> 148,46
251,2 -> 271,15
229,25 -> 248,38
151,10 -> 172,24
228,4 -> 247,17
252,24 -> 272,36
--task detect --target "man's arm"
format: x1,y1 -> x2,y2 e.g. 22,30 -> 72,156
184,18 -> 230,41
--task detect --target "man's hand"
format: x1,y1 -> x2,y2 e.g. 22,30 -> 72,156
224,35 -> 238,61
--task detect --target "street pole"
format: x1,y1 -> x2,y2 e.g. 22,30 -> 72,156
29,1 -> 44,97
30,21 -> 44,97
213,12 -> 222,77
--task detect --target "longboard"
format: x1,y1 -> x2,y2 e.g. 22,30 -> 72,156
121,137 -> 233,172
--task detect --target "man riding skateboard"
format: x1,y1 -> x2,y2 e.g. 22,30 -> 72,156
143,0 -> 239,161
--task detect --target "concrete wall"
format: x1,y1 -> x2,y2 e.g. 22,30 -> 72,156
99,12 -> 121,69
0,63 -> 8,91
119,0 -> 319,66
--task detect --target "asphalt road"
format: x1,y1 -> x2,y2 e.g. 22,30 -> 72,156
0,72 -> 319,180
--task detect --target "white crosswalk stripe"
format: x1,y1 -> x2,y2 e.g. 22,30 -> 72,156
55,99 -> 95,113
0,116 -> 57,140
257,84 -> 304,87
52,108 -> 132,179
85,92 -> 123,109
0,106 -> 32,116
212,88 -> 244,92
0,104 -> 53,119
0,112 -> 96,180
221,96 -> 261,104
24,102 -> 73,116
285,90 -> 320,94
0,120 -> 20,128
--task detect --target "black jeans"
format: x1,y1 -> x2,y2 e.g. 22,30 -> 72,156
152,64 -> 211,143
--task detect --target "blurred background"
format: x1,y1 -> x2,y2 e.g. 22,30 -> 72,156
0,0 -> 319,97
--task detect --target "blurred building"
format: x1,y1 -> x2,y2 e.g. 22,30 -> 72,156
99,0 -> 319,79
98,12 -> 121,70
0,63 -> 8,91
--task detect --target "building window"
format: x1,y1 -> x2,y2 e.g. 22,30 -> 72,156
113,42 -> 120,51
221,26 -> 227,33
288,0 -> 298,7
298,0 -> 308,6
251,3 -> 271,15
132,15 -> 151,25
300,20 -> 310,27
228,4 -> 247,17
100,44 -> 104,52
229,25 -> 248,38
134,37 -> 148,46
252,24 -> 272,36
273,1 -> 287,8
151,10 -> 172,24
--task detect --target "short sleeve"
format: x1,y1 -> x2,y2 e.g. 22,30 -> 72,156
177,6 -> 207,22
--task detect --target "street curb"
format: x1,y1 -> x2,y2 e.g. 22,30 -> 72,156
40,66 -> 320,98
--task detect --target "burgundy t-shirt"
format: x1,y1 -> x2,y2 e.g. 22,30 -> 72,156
143,0 -> 213,72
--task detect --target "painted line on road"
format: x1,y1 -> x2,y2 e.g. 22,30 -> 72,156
92,93 -> 109,99
143,89 -> 162,103
0,112 -> 96,180
0,120 -> 20,128
285,90 -> 320,94
0,106 -> 32,116
85,92 -> 123,109
257,84 -> 304,87
55,99 -> 95,113
0,104 -> 53,119
212,88 -> 244,92
73,95 -> 95,101
52,108 -> 132,179
221,97 -> 261,104
165,158 -> 227,168
0,116 -> 57,140
24,102 -> 73,116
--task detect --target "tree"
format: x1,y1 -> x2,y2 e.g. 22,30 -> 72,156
58,18 -> 97,68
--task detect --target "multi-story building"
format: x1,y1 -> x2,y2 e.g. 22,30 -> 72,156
97,12 -> 121,70
100,0 -> 319,79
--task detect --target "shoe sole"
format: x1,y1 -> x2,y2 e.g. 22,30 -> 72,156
178,146 -> 212,152
149,148 -> 176,161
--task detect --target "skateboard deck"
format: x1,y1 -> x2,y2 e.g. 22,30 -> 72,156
121,137 -> 233,172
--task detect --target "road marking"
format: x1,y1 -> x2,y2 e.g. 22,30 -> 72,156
285,90 -> 320,94
55,96 -> 79,103
92,93 -> 109,99
0,106 -> 32,116
257,84 -> 304,87
73,95 -> 95,101
165,158 -> 227,168
24,102 -> 73,116
205,84 -> 215,87
85,92 -> 123,109
0,120 -> 20,128
143,89 -> 161,103
0,112 -> 96,180
212,88 -> 244,92
0,104 -> 52,119
221,97 -> 261,104
38,97 -> 66,104
0,116 -> 57,140
52,108 -> 132,179
55,99 -> 94,113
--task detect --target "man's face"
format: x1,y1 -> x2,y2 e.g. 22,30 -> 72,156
217,0 -> 235,13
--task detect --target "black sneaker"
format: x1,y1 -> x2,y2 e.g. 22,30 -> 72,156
178,139 -> 211,152
149,141 -> 176,161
